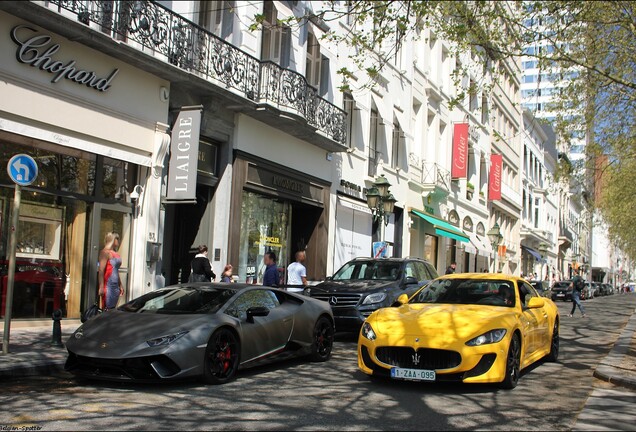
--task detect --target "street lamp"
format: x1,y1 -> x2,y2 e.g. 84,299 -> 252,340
487,223 -> 503,273
538,242 -> 548,280
366,175 -> 397,242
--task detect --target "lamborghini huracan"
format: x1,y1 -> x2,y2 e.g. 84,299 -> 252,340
358,273 -> 560,389
66,283 -> 334,384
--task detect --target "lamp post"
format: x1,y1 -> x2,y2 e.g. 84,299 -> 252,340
365,175 -> 397,243
538,242 -> 548,280
487,223 -> 503,273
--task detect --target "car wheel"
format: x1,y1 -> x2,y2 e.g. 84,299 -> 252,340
203,328 -> 240,385
309,316 -> 334,362
500,333 -> 521,389
546,320 -> 559,362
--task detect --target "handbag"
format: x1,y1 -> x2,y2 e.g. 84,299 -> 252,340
188,272 -> 207,283
81,301 -> 102,323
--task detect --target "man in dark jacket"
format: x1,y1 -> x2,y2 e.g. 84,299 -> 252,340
568,269 -> 587,317
445,262 -> 457,275
262,251 -> 279,287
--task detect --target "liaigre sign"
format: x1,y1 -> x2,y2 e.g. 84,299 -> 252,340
10,25 -> 118,92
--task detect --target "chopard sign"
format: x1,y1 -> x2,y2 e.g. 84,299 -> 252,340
10,25 -> 119,92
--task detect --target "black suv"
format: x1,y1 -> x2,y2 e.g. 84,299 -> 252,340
306,257 -> 438,332
551,280 -> 573,301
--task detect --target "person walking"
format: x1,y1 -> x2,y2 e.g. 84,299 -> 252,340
221,264 -> 234,283
262,251 -> 279,287
568,269 -> 587,317
98,232 -> 123,311
287,251 -> 308,292
190,245 -> 216,282
445,262 -> 456,275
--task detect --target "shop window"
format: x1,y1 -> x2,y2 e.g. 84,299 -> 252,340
0,140 -> 135,320
238,191 -> 291,284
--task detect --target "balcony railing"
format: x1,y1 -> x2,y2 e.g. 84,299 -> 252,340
44,0 -> 346,145
421,162 -> 451,193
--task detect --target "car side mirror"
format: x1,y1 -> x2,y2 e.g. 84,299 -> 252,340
527,297 -> 545,309
404,276 -> 419,285
393,293 -> 409,307
324,276 -> 332,281
246,306 -> 270,323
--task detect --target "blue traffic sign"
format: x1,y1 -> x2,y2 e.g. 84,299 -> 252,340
7,154 -> 38,186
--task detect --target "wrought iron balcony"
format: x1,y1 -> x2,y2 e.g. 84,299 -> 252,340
420,162 -> 451,196
42,0 -> 346,146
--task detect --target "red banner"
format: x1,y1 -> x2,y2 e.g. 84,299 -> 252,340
451,123 -> 469,178
489,154 -> 503,201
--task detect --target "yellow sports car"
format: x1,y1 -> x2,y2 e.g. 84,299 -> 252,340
358,273 -> 559,389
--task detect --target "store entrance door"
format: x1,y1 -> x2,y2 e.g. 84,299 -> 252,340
84,203 -> 131,311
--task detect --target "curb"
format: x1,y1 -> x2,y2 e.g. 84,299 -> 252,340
0,359 -> 66,380
593,307 -> 636,391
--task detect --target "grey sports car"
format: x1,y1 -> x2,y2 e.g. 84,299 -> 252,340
65,283 -> 335,384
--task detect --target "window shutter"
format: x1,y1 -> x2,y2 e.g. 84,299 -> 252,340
280,27 -> 292,68
319,55 -> 330,96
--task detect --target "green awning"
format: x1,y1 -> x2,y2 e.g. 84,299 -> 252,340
411,209 -> 470,243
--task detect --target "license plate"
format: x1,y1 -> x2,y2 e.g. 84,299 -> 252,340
390,368 -> 436,381
557,294 -> 565,297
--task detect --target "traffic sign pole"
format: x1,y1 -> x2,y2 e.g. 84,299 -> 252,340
2,184 -> 21,355
3,154 -> 37,355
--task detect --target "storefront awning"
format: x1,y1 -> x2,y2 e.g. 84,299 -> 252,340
522,245 -> 545,263
411,210 -> 469,243
471,234 -> 492,257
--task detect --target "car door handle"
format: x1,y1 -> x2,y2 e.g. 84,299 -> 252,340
283,318 -> 292,323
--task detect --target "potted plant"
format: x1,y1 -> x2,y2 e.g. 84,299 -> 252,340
466,182 -> 475,199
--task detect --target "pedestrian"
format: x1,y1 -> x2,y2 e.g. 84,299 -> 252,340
287,250 -> 308,291
567,269 -> 587,318
189,245 -> 216,282
98,232 -> 123,311
445,262 -> 456,275
550,274 -> 557,290
221,264 -> 234,283
262,251 -> 278,287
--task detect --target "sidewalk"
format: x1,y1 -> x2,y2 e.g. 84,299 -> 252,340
593,303 -> 636,390
0,319 -> 80,379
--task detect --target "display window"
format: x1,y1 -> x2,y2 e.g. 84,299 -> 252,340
0,139 -> 135,319
238,191 -> 291,284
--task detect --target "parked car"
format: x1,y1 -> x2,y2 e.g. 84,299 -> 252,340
591,282 -> 603,297
307,257 -> 438,332
66,283 -> 334,384
530,280 -> 552,299
600,283 -> 613,296
358,273 -> 560,389
580,282 -> 595,300
551,280 -> 573,301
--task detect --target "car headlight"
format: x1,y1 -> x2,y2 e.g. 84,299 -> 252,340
361,322 -> 377,341
362,292 -> 387,305
466,329 -> 507,346
146,330 -> 189,347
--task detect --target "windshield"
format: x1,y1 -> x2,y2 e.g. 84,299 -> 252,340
332,260 -> 401,281
410,279 -> 516,307
119,287 -> 236,314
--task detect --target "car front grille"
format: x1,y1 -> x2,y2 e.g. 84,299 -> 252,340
375,347 -> 461,370
311,293 -> 362,307
65,353 -> 180,380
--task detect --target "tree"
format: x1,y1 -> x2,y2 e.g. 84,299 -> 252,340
252,0 -> 636,254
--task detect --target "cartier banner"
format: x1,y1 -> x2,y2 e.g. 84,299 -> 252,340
166,106 -> 203,201
451,123 -> 469,178
489,154 -> 503,201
